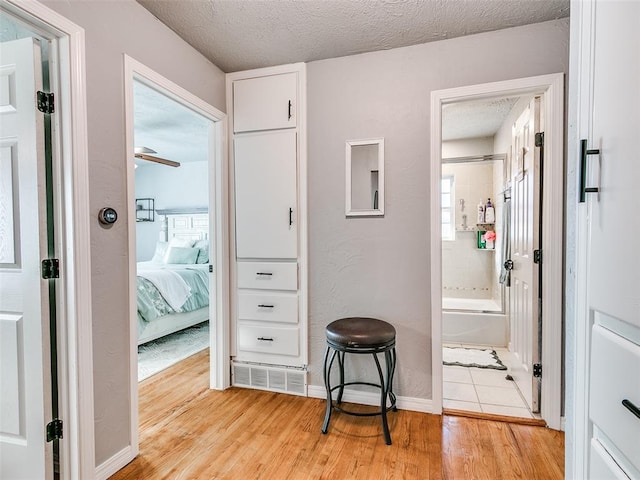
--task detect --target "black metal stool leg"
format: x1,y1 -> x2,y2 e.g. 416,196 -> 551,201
322,346 -> 338,434
336,350 -> 345,404
373,352 -> 392,445
385,348 -> 398,412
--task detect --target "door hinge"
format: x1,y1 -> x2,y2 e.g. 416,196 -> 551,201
209,264 -> 213,273
535,132 -> 544,148
533,363 -> 542,378
533,249 -> 542,264
37,91 -> 55,114
42,259 -> 60,279
46,419 -> 63,442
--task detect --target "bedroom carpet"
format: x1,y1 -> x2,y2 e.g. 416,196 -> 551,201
138,321 -> 209,381
443,346 -> 507,370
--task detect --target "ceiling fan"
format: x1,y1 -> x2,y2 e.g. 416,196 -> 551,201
134,146 -> 181,167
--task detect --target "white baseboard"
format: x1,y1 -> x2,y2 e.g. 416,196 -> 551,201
560,416 -> 566,432
95,445 -> 135,480
307,384 -> 433,413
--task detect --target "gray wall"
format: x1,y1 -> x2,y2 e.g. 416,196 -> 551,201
306,18 -> 569,398
135,161 -> 209,260
42,0 -> 226,466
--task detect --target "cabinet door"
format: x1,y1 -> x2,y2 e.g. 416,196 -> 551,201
586,1 -> 640,332
234,130 -> 297,259
233,72 -> 297,133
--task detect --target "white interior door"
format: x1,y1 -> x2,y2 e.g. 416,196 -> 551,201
234,130 -> 297,259
509,97 -> 541,413
0,38 -> 52,480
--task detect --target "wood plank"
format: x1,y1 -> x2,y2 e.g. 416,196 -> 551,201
443,408 -> 548,427
111,350 -> 563,479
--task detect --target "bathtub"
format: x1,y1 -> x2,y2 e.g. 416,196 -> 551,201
442,297 -> 507,347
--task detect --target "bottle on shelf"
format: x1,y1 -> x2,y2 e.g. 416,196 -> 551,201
477,200 -> 485,224
477,230 -> 486,249
484,198 -> 495,224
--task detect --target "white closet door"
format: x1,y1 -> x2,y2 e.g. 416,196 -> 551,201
234,130 -> 297,259
233,73 -> 297,133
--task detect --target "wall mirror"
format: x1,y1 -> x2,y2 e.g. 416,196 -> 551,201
346,138 -> 384,217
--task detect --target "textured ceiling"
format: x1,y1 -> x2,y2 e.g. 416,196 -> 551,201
137,0 -> 569,73
133,0 -> 568,161
134,80 -> 210,165
442,96 -> 521,141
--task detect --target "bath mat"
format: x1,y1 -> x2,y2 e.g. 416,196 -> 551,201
138,321 -> 209,381
443,346 -> 507,370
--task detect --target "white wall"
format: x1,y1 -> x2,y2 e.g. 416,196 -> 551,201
135,161 -> 209,260
306,18 -> 569,399
41,0 -> 226,466
442,137 -> 494,158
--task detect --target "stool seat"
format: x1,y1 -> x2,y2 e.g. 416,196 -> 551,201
326,317 -> 396,349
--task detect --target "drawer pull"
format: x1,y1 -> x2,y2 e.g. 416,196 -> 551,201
256,272 -> 273,276
622,399 -> 640,420
258,304 -> 274,308
257,337 -> 274,342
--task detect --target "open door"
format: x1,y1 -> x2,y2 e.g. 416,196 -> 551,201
0,38 -> 53,480
509,96 -> 542,413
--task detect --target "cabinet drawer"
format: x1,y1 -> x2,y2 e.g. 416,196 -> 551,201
590,439 -> 630,480
237,262 -> 297,291
238,292 -> 298,324
238,325 -> 299,357
590,324 -> 640,472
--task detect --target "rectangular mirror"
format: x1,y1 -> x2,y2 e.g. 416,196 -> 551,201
346,138 -> 384,217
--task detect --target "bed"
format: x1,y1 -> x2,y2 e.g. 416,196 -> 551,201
137,211 -> 211,345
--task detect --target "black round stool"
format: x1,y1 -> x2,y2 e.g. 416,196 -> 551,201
321,317 -> 397,445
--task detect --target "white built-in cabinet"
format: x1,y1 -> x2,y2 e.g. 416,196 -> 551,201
572,1 -> 640,479
234,130 -> 297,259
227,65 -> 307,396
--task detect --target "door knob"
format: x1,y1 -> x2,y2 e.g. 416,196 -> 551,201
504,259 -> 514,271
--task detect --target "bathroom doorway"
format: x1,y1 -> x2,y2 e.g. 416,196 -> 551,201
430,74 -> 565,430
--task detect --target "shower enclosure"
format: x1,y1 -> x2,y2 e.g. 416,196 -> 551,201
441,154 -> 509,346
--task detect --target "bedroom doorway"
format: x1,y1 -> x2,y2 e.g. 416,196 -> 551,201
430,74 -> 565,430
124,57 -> 229,457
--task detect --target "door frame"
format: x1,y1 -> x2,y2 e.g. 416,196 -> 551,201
123,55 -> 230,458
1,0 -> 94,477
430,73 -> 564,430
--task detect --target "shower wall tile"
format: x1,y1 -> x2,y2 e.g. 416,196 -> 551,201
442,160 -> 499,299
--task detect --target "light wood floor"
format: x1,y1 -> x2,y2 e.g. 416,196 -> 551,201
110,349 -> 564,479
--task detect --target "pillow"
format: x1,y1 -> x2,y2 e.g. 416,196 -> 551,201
151,241 -> 168,263
164,246 -> 199,264
168,237 -> 194,248
194,239 -> 209,264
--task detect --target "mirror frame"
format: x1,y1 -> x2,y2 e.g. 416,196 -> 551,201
345,138 -> 385,217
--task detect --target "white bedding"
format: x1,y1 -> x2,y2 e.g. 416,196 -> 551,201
136,267 -> 191,310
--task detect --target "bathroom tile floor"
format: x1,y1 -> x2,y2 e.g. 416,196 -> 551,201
442,343 -> 536,419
